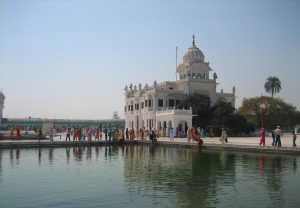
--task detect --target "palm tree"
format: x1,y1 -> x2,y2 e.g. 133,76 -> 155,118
264,76 -> 282,98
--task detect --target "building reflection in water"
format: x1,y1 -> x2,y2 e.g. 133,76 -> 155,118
265,156 -> 285,208
122,146 -> 299,207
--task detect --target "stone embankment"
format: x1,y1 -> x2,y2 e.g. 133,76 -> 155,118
0,135 -> 299,155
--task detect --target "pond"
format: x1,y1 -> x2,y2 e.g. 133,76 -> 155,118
0,145 -> 299,208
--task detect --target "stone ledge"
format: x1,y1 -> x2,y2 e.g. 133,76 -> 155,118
0,140 -> 299,155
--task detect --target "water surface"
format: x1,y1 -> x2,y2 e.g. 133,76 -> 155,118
0,145 -> 299,208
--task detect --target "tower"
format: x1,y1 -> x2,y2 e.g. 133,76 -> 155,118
177,34 -> 211,82
0,90 -> 5,124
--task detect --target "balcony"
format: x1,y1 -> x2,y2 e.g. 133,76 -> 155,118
156,108 -> 192,116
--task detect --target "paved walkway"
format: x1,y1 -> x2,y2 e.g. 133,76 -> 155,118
0,134 -> 298,146
158,135 -> 298,147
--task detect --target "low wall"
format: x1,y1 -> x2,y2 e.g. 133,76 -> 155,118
0,139 -> 299,155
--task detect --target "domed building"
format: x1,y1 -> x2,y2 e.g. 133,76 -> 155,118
124,36 -> 235,136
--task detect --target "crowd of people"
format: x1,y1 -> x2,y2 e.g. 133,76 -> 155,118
259,126 -> 297,147
63,127 -> 120,142
4,125 -> 298,148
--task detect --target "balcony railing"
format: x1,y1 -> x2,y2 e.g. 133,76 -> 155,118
156,108 -> 192,116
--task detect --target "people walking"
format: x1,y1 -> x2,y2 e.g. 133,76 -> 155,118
95,129 -> 100,141
49,127 -> 54,141
146,128 -> 150,140
275,126 -> 281,147
16,127 -> 20,138
259,127 -> 265,146
10,127 -> 14,137
38,128 -> 43,142
85,128 -> 90,141
82,128 -> 86,141
221,128 -> 228,144
149,128 -> 156,142
293,130 -> 297,147
142,127 -> 146,141
169,127 -> 175,142
78,127 -> 82,141
200,128 -> 205,139
66,127 -> 71,141
271,129 -> 275,146
187,127 -> 192,142
138,128 -> 143,140
108,128 -> 112,141
99,129 -> 103,140
129,128 -> 134,140
125,128 -> 129,140
72,127 -> 76,141
104,128 -> 108,141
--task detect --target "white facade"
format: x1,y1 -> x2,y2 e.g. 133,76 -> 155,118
124,36 -> 235,136
0,90 -> 5,124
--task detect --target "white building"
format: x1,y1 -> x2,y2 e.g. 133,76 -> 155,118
124,36 -> 235,136
0,90 -> 5,124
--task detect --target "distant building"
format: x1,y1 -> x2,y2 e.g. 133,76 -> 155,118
124,36 -> 235,136
0,90 -> 125,130
0,90 -> 5,124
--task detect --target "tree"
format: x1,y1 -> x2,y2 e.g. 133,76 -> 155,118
112,111 -> 120,119
178,94 -> 254,136
264,76 -> 282,98
209,101 -> 254,136
176,93 -> 210,128
238,96 -> 300,130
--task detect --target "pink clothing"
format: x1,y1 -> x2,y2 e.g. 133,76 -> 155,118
259,128 -> 265,146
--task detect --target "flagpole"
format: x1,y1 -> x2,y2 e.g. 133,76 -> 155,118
176,46 -> 178,81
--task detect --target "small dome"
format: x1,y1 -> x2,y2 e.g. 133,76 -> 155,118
183,35 -> 205,63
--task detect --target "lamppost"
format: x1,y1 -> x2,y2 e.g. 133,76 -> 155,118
259,96 -> 266,128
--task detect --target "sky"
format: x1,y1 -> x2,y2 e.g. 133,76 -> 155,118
0,0 -> 300,119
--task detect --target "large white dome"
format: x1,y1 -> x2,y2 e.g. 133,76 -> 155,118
183,36 -> 205,63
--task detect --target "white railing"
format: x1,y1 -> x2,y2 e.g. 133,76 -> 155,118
156,108 -> 192,116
